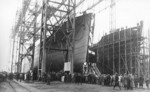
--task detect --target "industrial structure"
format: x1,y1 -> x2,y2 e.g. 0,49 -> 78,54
10,0 -> 102,78
10,0 -> 150,80
92,21 -> 150,78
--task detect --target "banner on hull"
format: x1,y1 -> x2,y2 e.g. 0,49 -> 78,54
64,62 -> 71,71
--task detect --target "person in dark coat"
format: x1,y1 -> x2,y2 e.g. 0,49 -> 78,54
145,76 -> 149,89
74,73 -> 77,83
47,72 -> 51,85
107,74 -> 111,86
127,74 -> 131,90
134,75 -> 138,88
130,74 -> 134,90
139,76 -> 144,88
113,73 -> 121,90
16,73 -> 19,81
123,73 -> 128,90
76,73 -> 80,84
79,73 -> 83,85
88,74 -> 92,84
42,72 -> 47,82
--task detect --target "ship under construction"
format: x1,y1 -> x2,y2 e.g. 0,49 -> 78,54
10,0 -> 150,80
91,21 -> 150,77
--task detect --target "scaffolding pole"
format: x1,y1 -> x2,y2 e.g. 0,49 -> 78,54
17,38 -> 21,73
119,29 -> 120,74
103,33 -> 104,73
124,28 -> 127,73
137,23 -> 140,77
130,28 -> 133,74
41,0 -> 48,74
108,34 -> 110,73
15,39 -> 19,73
113,31 -> 115,74
11,39 -> 15,73
31,1 -> 37,80
71,0 -> 76,75
148,29 -> 150,78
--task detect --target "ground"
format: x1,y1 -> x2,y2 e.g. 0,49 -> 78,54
0,80 -> 149,92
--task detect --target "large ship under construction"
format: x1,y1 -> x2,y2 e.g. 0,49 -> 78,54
4,0 -> 150,91
22,13 -> 94,75
91,21 -> 149,76
22,17 -> 149,77
10,0 -> 150,79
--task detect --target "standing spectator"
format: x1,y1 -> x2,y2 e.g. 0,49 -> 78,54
64,73 -> 69,83
145,76 -> 149,89
38,73 -> 41,81
139,76 -> 144,88
104,75 -> 107,86
68,73 -> 72,83
113,73 -> 121,90
73,73 -> 77,83
134,75 -> 138,88
110,75 -> 114,86
112,74 -> 115,86
47,72 -> 51,85
76,73 -> 79,84
79,73 -> 82,85
101,75 -> 105,86
118,74 -> 122,87
88,74 -> 92,84
123,73 -> 128,90
16,73 -> 19,81
107,74 -> 111,86
130,74 -> 134,90
42,72 -> 46,82
61,75 -> 65,82
22,73 -> 25,81
31,71 -> 33,81
127,74 -> 131,90
20,73 -> 23,82
24,73 -> 27,80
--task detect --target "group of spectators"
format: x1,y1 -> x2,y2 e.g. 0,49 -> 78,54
7,71 -> 150,90
97,73 -> 149,90
7,72 -> 35,82
60,72 -> 150,90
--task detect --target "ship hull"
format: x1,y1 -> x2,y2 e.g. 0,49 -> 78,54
32,14 -> 92,73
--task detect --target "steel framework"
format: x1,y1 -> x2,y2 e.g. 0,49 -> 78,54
10,0 -> 150,80
39,0 -> 76,75
93,21 -> 150,77
10,0 -> 104,79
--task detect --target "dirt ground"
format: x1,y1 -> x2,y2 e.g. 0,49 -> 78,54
0,80 -> 150,92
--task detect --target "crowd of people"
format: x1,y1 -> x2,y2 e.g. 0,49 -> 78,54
59,72 -> 150,90
6,71 -> 150,90
97,73 -> 149,90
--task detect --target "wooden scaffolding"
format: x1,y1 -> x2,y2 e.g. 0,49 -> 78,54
93,21 -> 150,77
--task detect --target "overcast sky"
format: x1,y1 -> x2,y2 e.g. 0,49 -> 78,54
94,0 -> 150,43
0,0 -> 150,72
0,0 -> 19,71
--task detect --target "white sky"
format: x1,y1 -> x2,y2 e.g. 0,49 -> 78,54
93,0 -> 150,43
0,0 -> 20,71
0,0 -> 150,72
